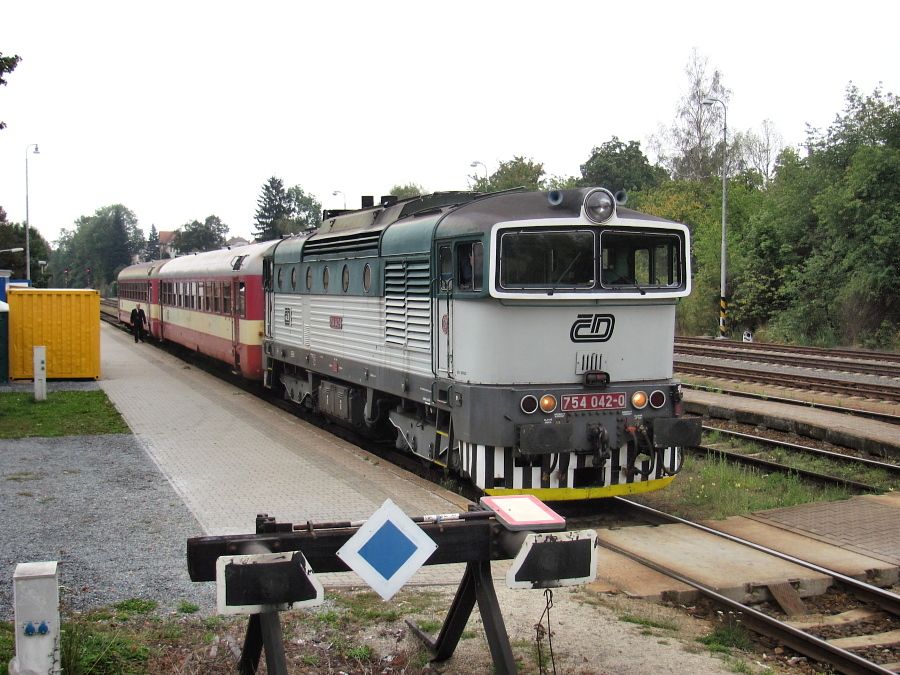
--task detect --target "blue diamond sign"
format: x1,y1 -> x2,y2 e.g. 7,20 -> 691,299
337,499 -> 437,600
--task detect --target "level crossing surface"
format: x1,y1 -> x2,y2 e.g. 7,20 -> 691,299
98,324 -> 468,537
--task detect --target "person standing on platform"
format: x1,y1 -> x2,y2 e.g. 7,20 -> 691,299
130,304 -> 147,343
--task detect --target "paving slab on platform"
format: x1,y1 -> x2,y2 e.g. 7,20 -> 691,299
702,516 -> 898,587
749,493 -> 900,566
595,524 -> 832,603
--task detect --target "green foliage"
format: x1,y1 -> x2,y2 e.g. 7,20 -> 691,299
0,52 -> 22,130
470,156 -> 545,192
733,85 -> 900,347
177,601 -> 199,614
143,224 -> 161,261
0,220 -> 51,283
254,176 -> 292,240
579,137 -> 668,192
60,621 -> 150,675
390,182 -> 426,198
171,215 -> 228,254
49,204 -> 143,291
254,177 -> 321,239
698,622 -> 753,654
284,185 -> 322,234
0,391 -> 130,438
113,598 -> 158,618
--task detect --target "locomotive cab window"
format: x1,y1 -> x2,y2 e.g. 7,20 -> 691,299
600,231 -> 683,290
457,242 -> 483,291
499,230 -> 594,290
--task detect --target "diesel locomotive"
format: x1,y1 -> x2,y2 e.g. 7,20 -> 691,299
262,187 -> 701,499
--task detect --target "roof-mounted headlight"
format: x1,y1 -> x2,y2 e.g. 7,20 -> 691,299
583,188 -> 616,224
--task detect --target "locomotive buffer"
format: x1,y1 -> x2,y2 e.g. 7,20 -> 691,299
187,495 -> 596,674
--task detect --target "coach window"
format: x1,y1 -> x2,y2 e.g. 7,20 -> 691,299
213,283 -> 221,313
342,265 -> 349,292
238,281 -> 246,318
291,266 -> 297,291
323,266 -> 330,291
363,263 -> 371,292
223,284 -> 232,314
306,266 -> 313,291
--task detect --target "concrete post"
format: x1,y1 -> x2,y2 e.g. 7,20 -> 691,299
33,346 -> 46,401
8,561 -> 61,675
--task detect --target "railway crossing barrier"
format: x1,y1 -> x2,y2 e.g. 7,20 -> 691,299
186,495 -> 597,675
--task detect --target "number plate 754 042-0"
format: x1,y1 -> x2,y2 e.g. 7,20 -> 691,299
560,392 -> 626,412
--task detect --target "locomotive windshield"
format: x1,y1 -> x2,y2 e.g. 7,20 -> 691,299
497,227 -> 684,292
499,230 -> 595,289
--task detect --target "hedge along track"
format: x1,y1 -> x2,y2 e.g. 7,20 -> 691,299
606,498 -> 900,675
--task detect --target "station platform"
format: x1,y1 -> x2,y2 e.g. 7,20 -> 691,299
683,388 -> 900,458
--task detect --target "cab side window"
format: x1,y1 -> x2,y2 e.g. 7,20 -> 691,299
456,242 -> 483,291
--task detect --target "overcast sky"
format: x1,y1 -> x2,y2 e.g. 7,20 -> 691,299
1,1 -> 897,244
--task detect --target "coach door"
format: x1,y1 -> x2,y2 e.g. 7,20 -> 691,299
231,279 -> 243,369
434,244 -> 453,377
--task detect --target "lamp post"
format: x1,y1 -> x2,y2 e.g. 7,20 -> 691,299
702,97 -> 728,339
24,143 -> 40,283
470,160 -> 488,183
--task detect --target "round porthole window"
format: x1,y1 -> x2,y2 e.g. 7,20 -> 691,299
363,263 -> 371,292
323,266 -> 330,290
306,266 -> 312,291
290,266 -> 297,290
342,265 -> 350,292
277,267 -> 283,289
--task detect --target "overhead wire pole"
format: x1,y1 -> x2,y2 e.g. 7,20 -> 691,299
702,97 -> 728,338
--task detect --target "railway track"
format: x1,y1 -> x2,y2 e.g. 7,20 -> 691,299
675,361 -> 900,403
604,498 -> 900,674
676,336 -> 900,367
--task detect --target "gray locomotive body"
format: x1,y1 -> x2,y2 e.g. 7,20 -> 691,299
263,188 -> 700,500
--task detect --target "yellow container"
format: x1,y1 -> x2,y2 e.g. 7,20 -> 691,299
8,289 -> 101,380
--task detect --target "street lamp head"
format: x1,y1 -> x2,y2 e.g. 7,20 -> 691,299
32,144 -> 40,154
0,247 -> 24,253
332,190 -> 342,196
470,161 -> 479,168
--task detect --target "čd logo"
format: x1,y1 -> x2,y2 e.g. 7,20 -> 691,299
570,314 -> 615,342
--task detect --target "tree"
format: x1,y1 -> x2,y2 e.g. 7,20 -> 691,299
144,224 -> 161,261
0,220 -> 51,283
49,204 -> 142,291
742,120 -> 783,185
254,177 -> 292,240
389,183 -> 426,199
283,186 -> 322,235
579,137 -> 668,192
469,156 -> 545,192
0,52 -> 22,131
172,216 -> 228,254
652,49 -> 729,181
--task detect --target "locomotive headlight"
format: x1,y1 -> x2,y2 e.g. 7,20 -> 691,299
583,188 -> 616,224
539,394 -> 558,413
521,395 -> 539,414
649,390 -> 666,409
631,391 -> 648,409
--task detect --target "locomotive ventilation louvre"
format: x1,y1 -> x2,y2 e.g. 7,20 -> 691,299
384,259 -> 431,350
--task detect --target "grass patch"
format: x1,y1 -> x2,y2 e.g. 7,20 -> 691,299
632,455 -> 853,519
698,622 -> 753,654
60,621 -> 150,675
113,598 -> 158,619
619,613 -> 679,631
0,391 -> 129,438
177,601 -> 199,614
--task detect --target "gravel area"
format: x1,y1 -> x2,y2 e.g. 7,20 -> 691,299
0,434 -> 213,619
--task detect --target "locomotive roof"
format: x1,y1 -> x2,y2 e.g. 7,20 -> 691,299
117,260 -> 171,281
271,188 -> 685,263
